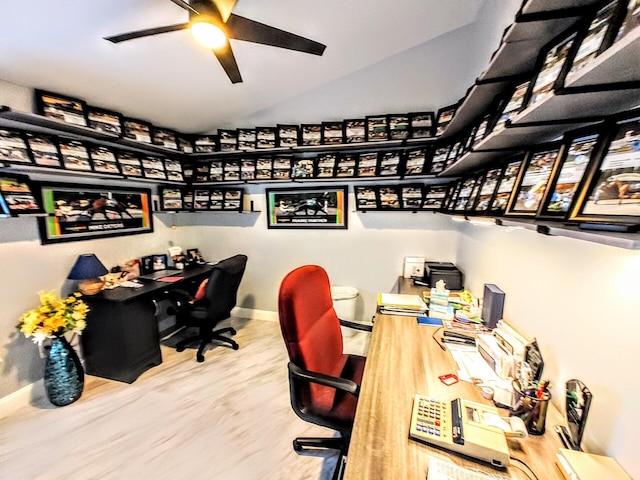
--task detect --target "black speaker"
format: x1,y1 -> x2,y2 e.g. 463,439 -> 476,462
482,284 -> 504,330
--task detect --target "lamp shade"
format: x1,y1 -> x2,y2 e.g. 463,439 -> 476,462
68,254 -> 108,280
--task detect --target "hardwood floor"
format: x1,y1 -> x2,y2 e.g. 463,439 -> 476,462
0,318 -> 371,480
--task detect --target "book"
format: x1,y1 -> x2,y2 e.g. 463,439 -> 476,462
377,293 -> 426,310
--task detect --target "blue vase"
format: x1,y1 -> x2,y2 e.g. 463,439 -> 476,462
44,336 -> 84,406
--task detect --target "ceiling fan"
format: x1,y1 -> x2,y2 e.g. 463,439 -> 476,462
104,0 -> 326,84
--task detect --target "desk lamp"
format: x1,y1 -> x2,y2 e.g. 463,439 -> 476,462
68,254 -> 109,295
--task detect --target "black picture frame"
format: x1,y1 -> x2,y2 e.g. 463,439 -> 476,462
117,151 -> 144,178
365,115 -> 389,142
266,186 -> 348,229
277,124 -> 299,147
469,115 -> 492,150
388,114 -> 410,140
379,151 -> 403,176
429,145 -> 451,174
0,173 -> 44,216
209,160 -> 223,182
194,189 -> 211,210
435,104 -> 458,136
141,155 -> 167,180
452,176 -> 481,213
404,147 -> 431,176
34,89 -> 87,127
164,158 -> 184,182
217,130 -> 237,152
322,122 -> 344,145
357,152 -> 379,177
292,158 -> 314,179
193,163 -> 210,183
464,173 -> 486,213
355,185 -> 378,210
492,81 -> 531,133
537,126 -> 603,219
86,106 -> 123,136
182,188 -> 194,210
0,129 -> 31,164
614,0 -> 640,44
423,184 -> 449,211
160,187 -> 184,211
223,159 -> 241,182
256,127 -> 278,149
301,124 -> 322,146
209,188 -> 225,210
193,135 -> 217,153
152,127 -> 178,150
489,155 -> 526,215
58,138 -> 92,172
177,135 -> 194,154
569,115 -> 640,225
237,128 -> 256,151
89,145 -> 120,175
401,184 -> 424,210
473,166 -> 504,214
122,117 -> 153,144
379,186 -> 401,209
241,158 -> 256,181
224,188 -> 244,211
443,180 -> 462,213
25,132 -> 62,168
343,119 -> 366,143
409,112 -> 435,139
37,183 -> 153,244
255,157 -> 273,180
272,156 -> 292,181
315,153 -> 337,178
335,153 -> 357,177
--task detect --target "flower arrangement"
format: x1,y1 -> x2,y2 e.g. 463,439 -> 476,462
16,291 -> 89,344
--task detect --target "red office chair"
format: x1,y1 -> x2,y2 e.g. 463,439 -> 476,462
278,265 -> 371,480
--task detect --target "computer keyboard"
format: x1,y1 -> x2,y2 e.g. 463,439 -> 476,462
426,456 -> 510,480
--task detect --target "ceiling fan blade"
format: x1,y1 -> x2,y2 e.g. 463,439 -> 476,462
104,23 -> 190,43
167,0 -> 200,15
211,0 -> 238,22
226,15 -> 326,56
213,43 -> 243,83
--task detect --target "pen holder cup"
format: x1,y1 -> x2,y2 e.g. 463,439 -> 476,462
511,388 -> 551,435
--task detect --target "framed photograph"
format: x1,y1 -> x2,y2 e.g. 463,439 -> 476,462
366,115 -> 389,142
473,167 -> 503,213
117,151 -> 143,177
314,154 -> 336,178
266,186 -> 348,229
217,130 -> 237,152
343,119 -> 366,143
322,122 -> 344,145
292,158 -> 314,179
194,189 -> 211,210
209,160 -> 223,182
256,127 -> 277,149
537,127 -> 602,218
182,161 -> 195,182
357,152 -> 379,177
193,135 -> 217,153
177,135 -> 194,154
379,151 -> 402,176
429,145 -> 450,174
141,155 -> 167,180
489,155 -> 526,214
193,163 -> 210,182
277,124 -> 299,147
86,107 -> 122,136
182,188 -> 194,210
25,133 -> 62,168
152,127 -> 178,150
354,186 -> 378,210
160,187 -> 184,211
506,145 -> 562,216
388,114 -> 410,140
301,124 -> 322,146
164,158 -> 184,182
58,138 -> 92,172
34,90 -> 87,127
423,184 -> 450,211
492,81 -> 531,133
404,147 -> 430,176
89,145 -> 120,175
224,188 -> 243,211
401,185 -> 424,210
209,189 -> 224,210
0,173 -> 44,216
256,157 -> 273,180
37,183 -> 153,244
614,0 -> 640,43
223,159 -> 241,182
525,32 -> 577,108
569,116 -> 640,225
237,128 -> 256,150
379,186 -> 401,209
122,117 -> 153,144
272,156 -> 292,180
409,112 -> 435,138
444,141 -> 463,170
435,104 -> 458,136
336,153 -> 357,177
464,173 -> 485,213
469,115 -> 492,150
0,129 -> 31,164
452,176 -> 481,213
443,180 -> 462,213
241,158 -> 256,181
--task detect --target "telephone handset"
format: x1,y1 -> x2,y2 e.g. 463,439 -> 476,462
409,394 -> 516,467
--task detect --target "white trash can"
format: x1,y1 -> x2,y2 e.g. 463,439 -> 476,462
331,286 -> 358,322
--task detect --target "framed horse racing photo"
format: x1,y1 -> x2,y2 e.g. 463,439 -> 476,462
266,186 -> 348,229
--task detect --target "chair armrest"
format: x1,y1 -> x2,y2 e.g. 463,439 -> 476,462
339,319 -> 373,332
288,362 -> 359,397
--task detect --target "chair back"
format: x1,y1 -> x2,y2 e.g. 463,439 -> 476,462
203,254 -> 247,322
278,265 -> 347,411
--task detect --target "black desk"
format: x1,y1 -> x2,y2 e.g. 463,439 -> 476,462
81,265 -> 213,383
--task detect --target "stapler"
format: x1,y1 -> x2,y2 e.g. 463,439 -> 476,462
442,331 -> 476,345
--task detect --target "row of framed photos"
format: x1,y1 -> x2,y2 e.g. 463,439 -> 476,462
0,128 -> 184,181
35,90 -> 194,152
438,0 -> 639,158
159,187 -> 244,212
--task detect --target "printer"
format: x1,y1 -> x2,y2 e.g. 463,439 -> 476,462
424,262 -> 463,290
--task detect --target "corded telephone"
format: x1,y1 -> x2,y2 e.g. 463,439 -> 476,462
409,394 -> 527,467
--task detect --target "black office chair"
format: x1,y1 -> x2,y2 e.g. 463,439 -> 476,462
168,254 -> 247,362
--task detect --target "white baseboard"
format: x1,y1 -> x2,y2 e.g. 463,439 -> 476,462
0,379 -> 44,419
232,307 -> 278,322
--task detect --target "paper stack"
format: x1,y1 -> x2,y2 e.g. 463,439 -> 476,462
377,293 -> 427,316
427,286 -> 454,320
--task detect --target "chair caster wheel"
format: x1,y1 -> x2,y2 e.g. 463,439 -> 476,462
176,345 -> 185,352
230,327 -> 237,335
232,343 -> 239,350
293,441 -> 302,451
197,355 -> 205,362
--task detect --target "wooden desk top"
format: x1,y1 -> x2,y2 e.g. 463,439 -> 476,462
343,313 -> 564,480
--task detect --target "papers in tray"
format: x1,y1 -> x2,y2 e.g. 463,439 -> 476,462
377,293 -> 427,316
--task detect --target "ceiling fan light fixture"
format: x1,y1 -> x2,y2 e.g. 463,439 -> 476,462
190,17 -> 227,49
